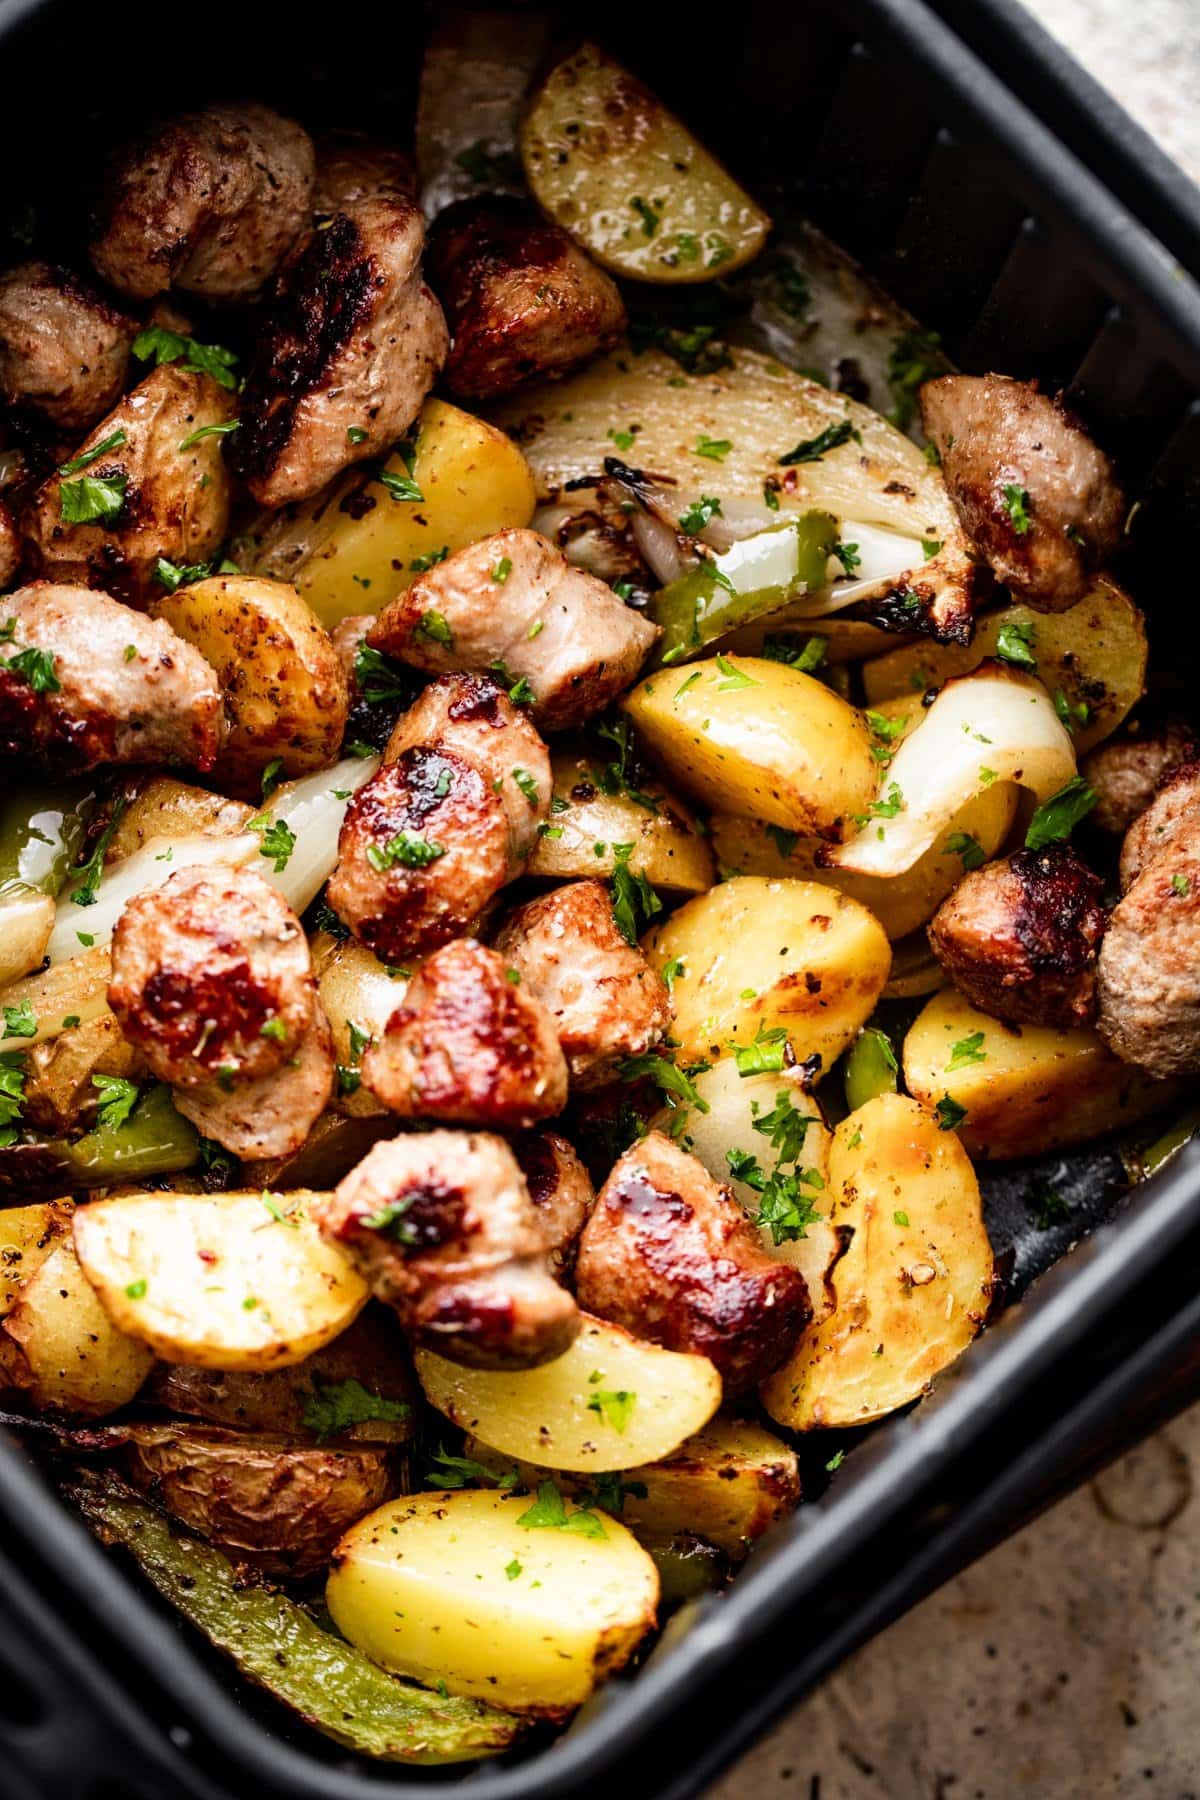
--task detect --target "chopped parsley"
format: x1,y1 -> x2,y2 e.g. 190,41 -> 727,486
377,456 -> 423,504
58,429 -> 127,476
347,426 -> 369,445
1030,1185 -> 1071,1230
609,843 -> 662,944
660,955 -> 686,993
1002,484 -> 1033,534
694,435 -> 732,462
995,618 -> 1038,670
834,541 -> 862,575
505,1558 -> 522,1581
260,758 -> 283,801
678,494 -> 723,536
359,1196 -> 421,1244
260,1018 -> 288,1044
411,545 -> 449,573
248,815 -> 296,872
766,824 -> 799,860
761,633 -> 827,674
4,645 -> 59,693
0,1052 -> 27,1148
131,324 -> 239,390
752,1088 -> 814,1164
178,419 -> 240,452
424,1447 -> 521,1491
154,556 -> 220,593
60,470 -> 128,523
1172,873 -> 1191,897
512,767 -> 540,807
733,1022 -> 789,1077
1024,776 -> 1097,851
886,329 -> 944,430
714,654 -> 758,692
68,796 -> 127,906
631,195 -> 660,237
934,1095 -> 967,1131
2,1001 -> 36,1040
355,641 -> 414,703
491,557 -> 512,584
946,1031 -> 987,1071
92,1074 -> 140,1131
618,1054 -> 709,1113
366,831 -> 446,873
301,1378 -> 410,1441
586,1388 -> 636,1433
778,419 -> 859,465
517,1481 -> 607,1540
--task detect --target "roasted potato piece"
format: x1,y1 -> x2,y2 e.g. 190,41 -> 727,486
103,777 -> 253,864
244,399 -> 537,630
123,1423 -> 397,1577
0,1198 -> 73,1315
711,779 -> 1018,941
0,1235 -> 154,1415
0,943 -> 113,1049
73,1190 -> 368,1370
20,1012 -> 144,1135
0,888 -> 56,988
469,1415 -> 800,1560
71,1477 -> 523,1763
150,575 -> 348,796
624,655 -> 878,838
327,1488 -> 658,1717
761,1094 -> 994,1430
902,986 -> 1178,1161
312,930 -> 415,1119
24,366 -> 233,603
643,876 -> 890,1068
862,578 -> 1146,755
652,1057 -> 843,1326
144,1308 -> 418,1443
414,1313 -> 721,1473
520,43 -> 770,283
525,745 -> 713,892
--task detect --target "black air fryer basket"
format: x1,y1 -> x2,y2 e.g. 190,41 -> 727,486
1,2 -> 1200,1796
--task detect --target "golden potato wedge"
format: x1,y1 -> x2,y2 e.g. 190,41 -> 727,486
20,1012 -> 143,1136
624,655 -> 878,838
312,931 -> 415,1119
862,578 -> 1146,755
0,944 -> 113,1049
415,1313 -> 721,1473
144,1309 -> 419,1444
0,1198 -> 74,1316
903,987 -> 1178,1160
468,1414 -> 800,1560
104,778 -> 253,864
650,1057 -> 843,1326
151,576 -> 348,795
0,1235 -> 154,1415
72,1190 -> 368,1370
244,399 -> 537,630
643,877 -> 891,1068
520,43 -> 770,284
327,1488 -> 658,1716
527,746 -> 713,892
710,779 -> 1018,941
24,365 -> 233,602
761,1094 -> 994,1431
0,887 -> 56,988
123,1424 -> 398,1577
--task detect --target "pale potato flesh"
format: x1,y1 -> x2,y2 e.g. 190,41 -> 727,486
0,1199 -> 74,1316
327,1489 -> 658,1716
72,1190 -> 368,1370
312,931 -> 415,1119
903,987 -> 1179,1161
526,748 -> 714,893
643,876 -> 891,1068
760,1094 -> 994,1430
245,399 -> 537,629
0,1236 -> 155,1415
625,655 -> 879,839
414,1313 -> 722,1472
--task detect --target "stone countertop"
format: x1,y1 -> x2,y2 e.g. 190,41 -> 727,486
710,5 -> 1200,1797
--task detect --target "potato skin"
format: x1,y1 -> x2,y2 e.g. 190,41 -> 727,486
23,366 -> 234,604
124,1424 -> 397,1576
0,1235 -> 154,1416
151,575 -> 348,795
527,746 -> 713,893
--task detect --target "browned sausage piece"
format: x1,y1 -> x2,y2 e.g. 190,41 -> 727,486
0,581 -> 222,772
920,374 -> 1124,612
928,845 -> 1107,1030
493,880 -> 671,1088
576,1131 -> 810,1392
90,104 -> 315,302
426,197 -> 626,401
362,937 -> 568,1128
315,1130 -> 579,1368
109,866 -> 334,1160
1083,717 -> 1199,836
0,498 -> 21,589
367,528 -> 659,732
231,143 -> 448,508
1098,810 -> 1200,1079
1119,760 -> 1200,891
511,1129 -> 595,1282
0,261 -> 135,431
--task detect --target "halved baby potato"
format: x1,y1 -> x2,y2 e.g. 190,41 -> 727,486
903,986 -> 1178,1161
625,655 -> 878,839
526,747 -> 713,893
312,931 -> 415,1119
73,1190 -> 368,1370
104,777 -> 253,864
469,1414 -> 800,1560
520,43 -> 770,283
245,399 -> 537,629
862,577 -> 1146,755
643,876 -> 891,1068
760,1094 -> 994,1431
0,1198 -> 74,1316
711,777 -> 1018,941
328,1489 -> 658,1717
0,1234 -> 155,1415
151,575 -> 348,796
414,1313 -> 722,1473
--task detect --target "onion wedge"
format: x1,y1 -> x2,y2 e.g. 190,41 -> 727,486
828,666 -> 1074,877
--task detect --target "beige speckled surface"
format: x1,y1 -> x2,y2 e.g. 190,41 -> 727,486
711,5 -> 1200,1796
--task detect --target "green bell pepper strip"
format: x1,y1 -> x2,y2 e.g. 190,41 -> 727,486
843,1026 -> 899,1113
57,1083 -> 201,1186
649,511 -> 839,666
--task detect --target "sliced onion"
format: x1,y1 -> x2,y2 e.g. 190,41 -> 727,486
45,756 -> 380,968
630,508 -> 694,587
828,668 -> 1075,877
0,886 -> 57,988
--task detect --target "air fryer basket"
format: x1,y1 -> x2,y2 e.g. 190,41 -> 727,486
1,1 -> 1199,1796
